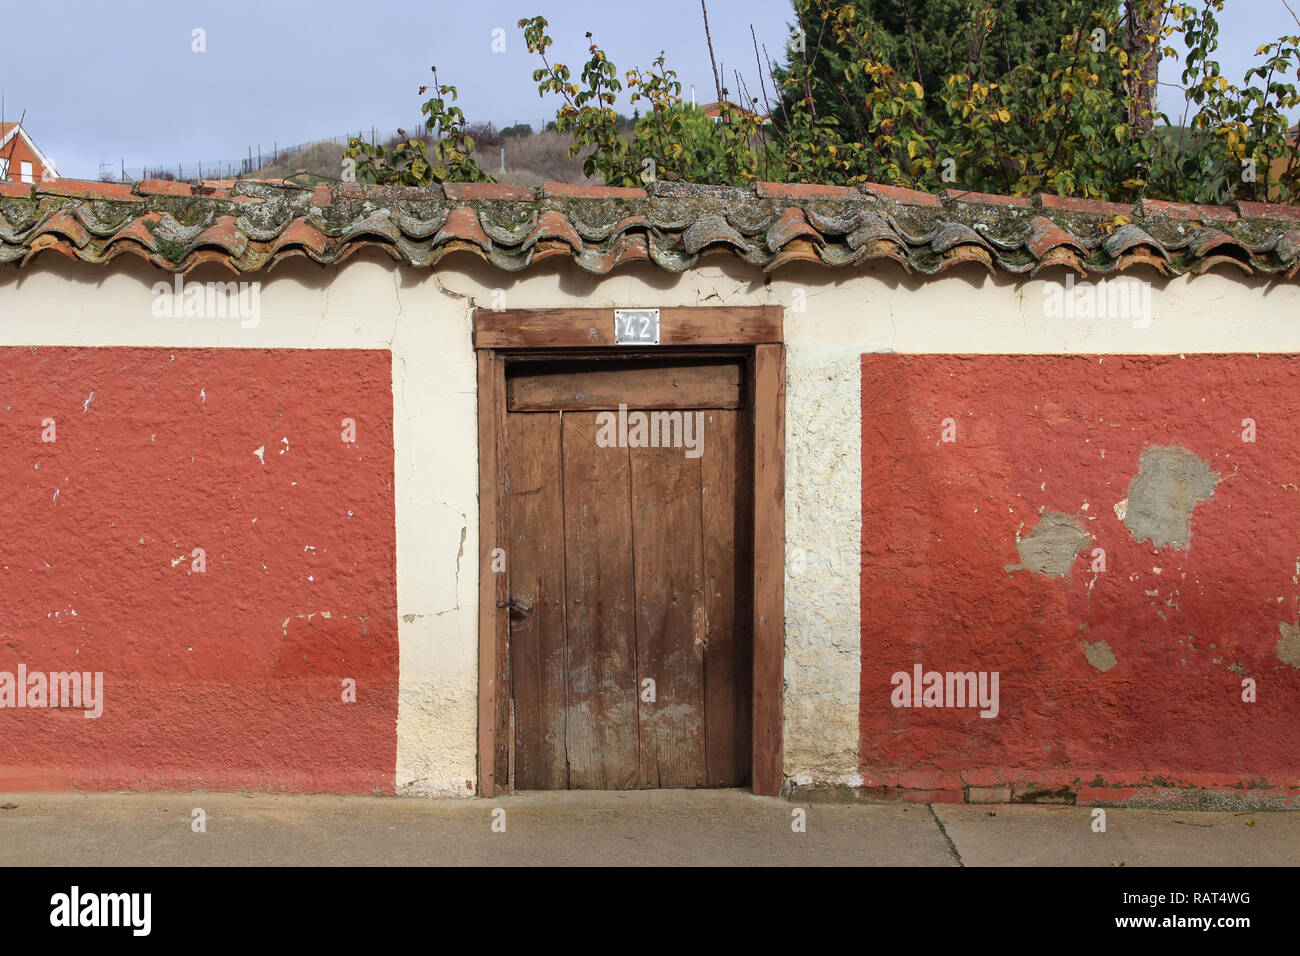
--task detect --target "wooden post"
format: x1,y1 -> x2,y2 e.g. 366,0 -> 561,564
476,350 -> 506,797
751,343 -> 786,796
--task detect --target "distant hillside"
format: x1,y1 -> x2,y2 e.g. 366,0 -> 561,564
257,127 -> 599,187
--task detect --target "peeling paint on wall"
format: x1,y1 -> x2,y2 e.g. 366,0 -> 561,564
1081,639 -> 1118,672
860,353 -> 1300,792
1278,621 -> 1300,668
1122,446 -> 1219,549
1006,512 -> 1092,577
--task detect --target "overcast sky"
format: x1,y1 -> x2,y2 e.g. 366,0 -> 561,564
4,0 -> 1297,179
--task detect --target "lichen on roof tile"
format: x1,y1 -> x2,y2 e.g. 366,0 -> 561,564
0,178 -> 1295,279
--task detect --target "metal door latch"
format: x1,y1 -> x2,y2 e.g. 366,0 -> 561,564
497,597 -> 534,615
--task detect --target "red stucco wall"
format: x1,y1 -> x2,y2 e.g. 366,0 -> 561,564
0,348 -> 397,792
861,354 -> 1300,794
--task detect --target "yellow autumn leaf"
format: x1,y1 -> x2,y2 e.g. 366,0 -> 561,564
997,108 -> 1011,122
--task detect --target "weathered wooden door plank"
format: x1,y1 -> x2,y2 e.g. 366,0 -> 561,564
506,412 -> 569,790
700,408 -> 750,786
561,412 -> 640,789
630,441 -> 708,788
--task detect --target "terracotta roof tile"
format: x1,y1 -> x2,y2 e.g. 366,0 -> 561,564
648,181 -> 750,200
526,210 -> 584,254
443,183 -> 534,201
24,234 -> 79,264
681,214 -> 748,255
855,239 -> 913,272
265,218 -> 331,260
1039,193 -> 1135,216
576,233 -> 650,273
756,182 -> 863,201
928,220 -> 993,254
190,215 -> 249,256
181,248 -> 244,275
725,204 -> 784,236
566,212 -> 648,243
764,237 -> 825,270
1185,228 -> 1251,261
936,245 -> 995,272
388,206 -> 450,240
543,182 -> 646,200
434,206 -> 493,252
136,179 -> 211,198
35,179 -> 137,202
1031,246 -> 1087,276
1026,216 -> 1087,259
1236,201 -> 1300,223
339,211 -> 404,246
1102,223 -> 1168,261
30,209 -> 91,249
0,177 -> 1295,282
1141,198 -> 1238,222
860,182 -> 943,206
529,238 -> 578,265
946,188 -> 1033,207
1113,248 -> 1173,275
846,211 -> 906,250
335,182 -> 443,201
479,209 -> 536,246
100,212 -> 165,253
765,207 -> 822,251
1191,254 -> 1253,276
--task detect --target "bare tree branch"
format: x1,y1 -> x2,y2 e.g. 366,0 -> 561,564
700,0 -> 723,103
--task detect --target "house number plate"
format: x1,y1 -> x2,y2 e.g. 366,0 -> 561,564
614,309 -> 660,345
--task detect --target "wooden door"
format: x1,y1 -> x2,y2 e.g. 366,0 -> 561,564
503,357 -> 752,789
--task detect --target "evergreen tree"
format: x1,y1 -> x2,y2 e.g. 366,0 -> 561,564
773,0 -> 1125,137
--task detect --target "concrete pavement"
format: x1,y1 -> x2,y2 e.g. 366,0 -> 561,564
0,790 -> 1295,866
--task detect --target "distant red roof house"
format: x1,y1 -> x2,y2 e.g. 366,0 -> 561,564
0,122 -> 59,184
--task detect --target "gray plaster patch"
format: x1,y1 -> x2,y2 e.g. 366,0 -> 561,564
1006,512 -> 1092,577
1277,621 -> 1300,668
1081,639 -> 1118,672
1122,446 -> 1219,548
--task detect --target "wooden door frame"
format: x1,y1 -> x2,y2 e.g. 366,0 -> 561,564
474,306 -> 785,797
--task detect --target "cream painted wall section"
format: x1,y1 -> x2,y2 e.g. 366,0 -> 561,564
2,255 -> 1296,794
